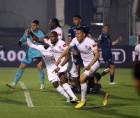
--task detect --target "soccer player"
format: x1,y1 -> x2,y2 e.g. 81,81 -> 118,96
68,15 -> 90,43
98,24 -> 120,85
27,31 -> 78,102
67,15 -> 89,92
56,27 -> 108,109
6,20 -> 45,89
48,18 -> 63,40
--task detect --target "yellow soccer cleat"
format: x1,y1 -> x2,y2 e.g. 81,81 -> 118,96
103,93 -> 109,106
75,101 -> 86,109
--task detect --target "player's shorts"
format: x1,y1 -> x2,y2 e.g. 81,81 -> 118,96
21,54 -> 42,65
46,63 -> 60,84
71,46 -> 84,66
67,59 -> 78,78
83,61 -> 100,76
58,63 -> 69,73
46,61 -> 69,83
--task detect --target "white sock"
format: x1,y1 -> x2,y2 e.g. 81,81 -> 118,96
56,85 -> 70,99
62,83 -> 77,99
81,83 -> 87,102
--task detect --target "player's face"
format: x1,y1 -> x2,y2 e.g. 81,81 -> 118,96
48,19 -> 54,29
73,17 -> 81,25
49,33 -> 58,44
102,26 -> 109,33
31,23 -> 39,31
76,30 -> 85,43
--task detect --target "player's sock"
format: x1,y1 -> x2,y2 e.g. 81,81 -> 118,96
39,69 -> 45,85
101,71 -> 109,76
56,85 -> 70,99
62,83 -> 77,99
81,83 -> 87,102
110,74 -> 114,82
14,68 -> 24,85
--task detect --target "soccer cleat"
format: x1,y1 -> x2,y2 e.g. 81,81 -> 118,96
70,98 -> 80,104
40,84 -> 45,90
75,101 -> 86,109
109,82 -> 116,85
103,93 -> 109,106
6,83 -> 16,89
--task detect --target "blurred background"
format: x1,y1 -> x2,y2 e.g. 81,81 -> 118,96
0,0 -> 140,67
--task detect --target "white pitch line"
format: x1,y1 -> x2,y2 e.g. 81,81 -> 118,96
19,81 -> 34,108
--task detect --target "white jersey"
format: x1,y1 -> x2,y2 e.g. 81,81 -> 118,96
70,37 -> 98,67
135,44 -> 140,61
27,38 -> 61,83
44,39 -> 67,61
52,27 -> 63,40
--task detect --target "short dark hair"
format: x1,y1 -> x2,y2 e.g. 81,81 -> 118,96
76,26 -> 88,35
51,18 -> 61,27
32,20 -> 40,25
73,15 -> 82,19
50,31 -> 58,37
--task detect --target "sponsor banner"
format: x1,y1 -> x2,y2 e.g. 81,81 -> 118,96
100,46 -> 134,68
0,45 -> 135,67
0,46 -> 26,67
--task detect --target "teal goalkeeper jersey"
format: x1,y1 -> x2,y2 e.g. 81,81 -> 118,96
20,30 -> 45,58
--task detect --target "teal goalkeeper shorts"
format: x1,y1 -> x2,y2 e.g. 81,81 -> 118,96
21,55 -> 42,65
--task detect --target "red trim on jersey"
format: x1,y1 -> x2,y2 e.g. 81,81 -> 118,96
63,44 -> 66,47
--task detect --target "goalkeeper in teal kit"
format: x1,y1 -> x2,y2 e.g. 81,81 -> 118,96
6,20 -> 46,89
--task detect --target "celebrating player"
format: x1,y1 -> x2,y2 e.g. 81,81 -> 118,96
56,27 -> 108,109
27,31 -> 78,103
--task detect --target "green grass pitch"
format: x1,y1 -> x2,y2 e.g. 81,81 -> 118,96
0,68 -> 139,118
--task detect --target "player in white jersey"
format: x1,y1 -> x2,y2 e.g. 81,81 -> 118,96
27,31 -> 78,103
55,27 -> 108,109
49,18 -> 63,40
134,35 -> 140,62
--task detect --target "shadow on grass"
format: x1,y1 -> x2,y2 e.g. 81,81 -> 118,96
79,104 -> 139,118
0,97 -> 26,105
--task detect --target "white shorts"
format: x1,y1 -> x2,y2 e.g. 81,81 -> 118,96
46,61 -> 69,83
46,63 -> 60,84
83,61 -> 100,76
58,63 -> 68,73
67,60 -> 78,78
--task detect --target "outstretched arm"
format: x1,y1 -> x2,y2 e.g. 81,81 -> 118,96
27,38 -> 45,52
112,36 -> 122,46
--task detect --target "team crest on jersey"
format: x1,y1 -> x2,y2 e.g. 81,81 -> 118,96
63,44 -> 66,47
